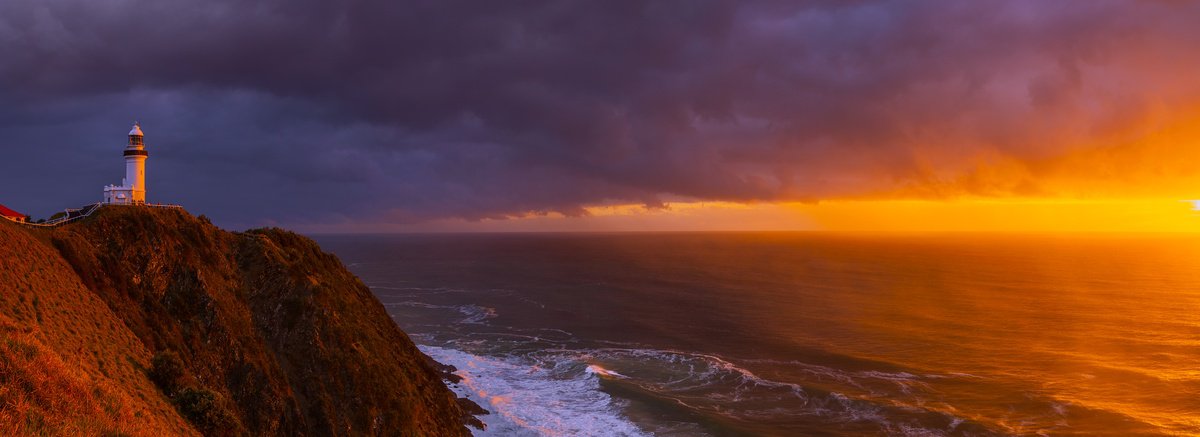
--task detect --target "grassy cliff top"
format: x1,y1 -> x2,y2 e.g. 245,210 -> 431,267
1,206 -> 477,436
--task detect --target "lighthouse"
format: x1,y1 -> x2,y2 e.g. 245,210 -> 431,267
103,123 -> 149,205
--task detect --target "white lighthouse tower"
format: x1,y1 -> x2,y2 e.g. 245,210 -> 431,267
103,123 -> 148,205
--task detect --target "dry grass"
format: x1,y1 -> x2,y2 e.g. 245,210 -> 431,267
0,220 -> 197,436
2,207 -> 476,436
0,316 -> 138,436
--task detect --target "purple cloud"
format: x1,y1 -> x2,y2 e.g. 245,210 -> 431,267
1,0 -> 1198,227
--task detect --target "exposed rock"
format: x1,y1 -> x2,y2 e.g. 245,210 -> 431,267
1,206 -> 481,436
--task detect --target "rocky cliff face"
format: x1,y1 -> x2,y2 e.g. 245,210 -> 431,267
0,206 -> 478,436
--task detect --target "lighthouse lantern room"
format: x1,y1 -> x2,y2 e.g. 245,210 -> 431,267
103,123 -> 149,205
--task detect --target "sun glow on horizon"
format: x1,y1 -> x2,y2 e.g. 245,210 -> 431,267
300,198 -> 1200,234
579,198 -> 1200,233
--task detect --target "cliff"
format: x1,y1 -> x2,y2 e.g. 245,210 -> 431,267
0,206 -> 479,436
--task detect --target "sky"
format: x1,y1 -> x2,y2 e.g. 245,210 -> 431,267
2,0 -> 1199,232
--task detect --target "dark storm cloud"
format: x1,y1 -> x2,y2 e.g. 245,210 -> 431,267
2,0 -> 1199,227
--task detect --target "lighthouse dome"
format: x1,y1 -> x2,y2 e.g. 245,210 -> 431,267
128,123 -> 143,136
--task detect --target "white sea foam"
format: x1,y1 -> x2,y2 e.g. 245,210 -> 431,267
369,285 -> 479,296
383,301 -> 498,324
413,316 -> 961,435
419,341 -> 966,436
561,348 -> 963,436
385,301 -> 454,309
457,305 -> 498,324
421,345 -> 652,437
585,364 -> 628,379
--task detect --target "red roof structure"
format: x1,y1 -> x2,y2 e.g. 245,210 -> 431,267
0,204 -> 25,220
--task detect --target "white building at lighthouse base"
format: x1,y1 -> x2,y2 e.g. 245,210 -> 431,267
103,183 -> 143,205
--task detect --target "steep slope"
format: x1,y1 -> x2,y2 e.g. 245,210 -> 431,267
237,228 -> 475,434
0,219 -> 197,435
49,208 -> 298,435
0,206 -> 476,436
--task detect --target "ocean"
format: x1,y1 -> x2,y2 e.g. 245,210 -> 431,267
315,233 -> 1200,436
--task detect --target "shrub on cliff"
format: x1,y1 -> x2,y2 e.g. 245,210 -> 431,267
36,206 -> 476,435
149,350 -> 186,394
173,387 -> 241,436
148,350 -> 243,436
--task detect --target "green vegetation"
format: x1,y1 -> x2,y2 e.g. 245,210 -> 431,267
148,351 -> 186,394
172,387 -> 240,436
149,350 -> 243,435
0,207 -> 480,436
0,317 -> 140,435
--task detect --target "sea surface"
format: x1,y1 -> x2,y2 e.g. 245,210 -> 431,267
315,233 -> 1200,436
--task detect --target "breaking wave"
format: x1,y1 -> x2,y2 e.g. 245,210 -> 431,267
384,301 -> 498,324
425,340 -> 988,436
422,345 -> 652,437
